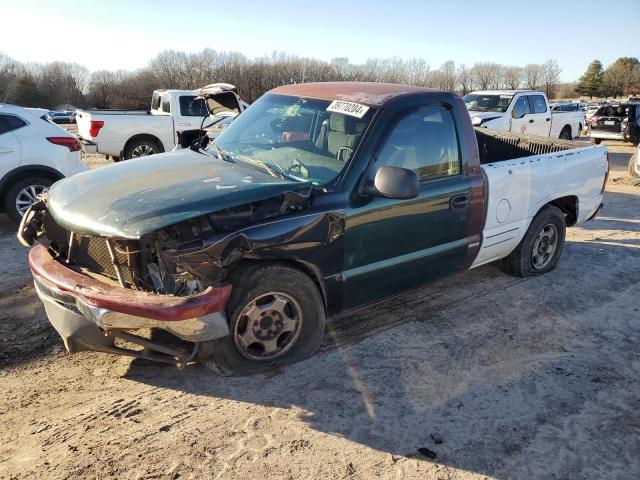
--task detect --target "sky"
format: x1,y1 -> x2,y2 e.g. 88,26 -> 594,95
2,0 -> 639,82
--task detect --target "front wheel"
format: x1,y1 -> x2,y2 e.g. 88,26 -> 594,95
199,264 -> 326,375
4,176 -> 53,223
498,205 -> 566,277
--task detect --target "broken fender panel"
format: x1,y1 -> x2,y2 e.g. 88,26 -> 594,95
161,209 -> 346,312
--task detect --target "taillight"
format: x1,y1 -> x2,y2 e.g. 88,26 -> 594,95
89,120 -> 104,137
47,137 -> 82,152
590,116 -> 600,125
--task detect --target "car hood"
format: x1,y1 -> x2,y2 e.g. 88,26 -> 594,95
47,149 -> 309,239
468,111 -> 506,124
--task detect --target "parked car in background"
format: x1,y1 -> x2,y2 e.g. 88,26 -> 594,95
550,103 -> 581,112
19,82 -> 608,374
0,104 -> 85,222
463,90 -> 585,139
75,84 -> 248,161
46,111 -> 76,124
585,105 -> 601,123
588,103 -> 640,146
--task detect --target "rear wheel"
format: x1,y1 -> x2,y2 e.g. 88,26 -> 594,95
559,126 -> 572,140
498,205 -> 566,277
4,176 -> 53,223
123,138 -> 160,160
198,264 -> 326,375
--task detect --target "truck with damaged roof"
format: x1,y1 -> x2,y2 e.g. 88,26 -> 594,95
19,82 -> 609,375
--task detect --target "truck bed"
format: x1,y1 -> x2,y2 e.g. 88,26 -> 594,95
475,128 -> 577,163
472,128 -> 608,268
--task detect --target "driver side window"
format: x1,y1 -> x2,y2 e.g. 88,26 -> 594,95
376,105 -> 460,182
512,97 -> 530,119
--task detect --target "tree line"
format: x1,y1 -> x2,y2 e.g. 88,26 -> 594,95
0,49 -> 638,111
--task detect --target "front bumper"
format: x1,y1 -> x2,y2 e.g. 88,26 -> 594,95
29,244 -> 232,358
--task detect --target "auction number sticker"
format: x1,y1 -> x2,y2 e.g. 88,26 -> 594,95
326,100 -> 369,118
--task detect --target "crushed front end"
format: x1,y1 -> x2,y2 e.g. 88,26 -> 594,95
19,200 -> 235,365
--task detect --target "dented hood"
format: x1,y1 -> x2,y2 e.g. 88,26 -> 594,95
47,149 -> 307,239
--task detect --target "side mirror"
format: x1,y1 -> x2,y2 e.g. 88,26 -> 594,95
371,166 -> 419,200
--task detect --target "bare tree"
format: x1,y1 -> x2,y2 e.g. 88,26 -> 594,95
541,59 -> 561,98
0,52 -> 19,101
523,63 -> 543,90
471,62 -> 496,90
502,66 -> 522,89
456,64 -> 473,95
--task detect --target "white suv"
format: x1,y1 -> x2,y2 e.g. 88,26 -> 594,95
0,104 -> 86,222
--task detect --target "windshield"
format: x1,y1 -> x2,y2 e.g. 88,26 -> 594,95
595,105 -> 629,118
463,93 -> 513,112
212,94 -> 374,185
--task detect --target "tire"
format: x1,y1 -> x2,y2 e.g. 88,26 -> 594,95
3,176 -> 53,223
123,138 -> 160,160
498,205 -> 566,277
591,137 -> 602,145
559,126 -> 572,140
198,264 -> 326,376
629,150 -> 639,178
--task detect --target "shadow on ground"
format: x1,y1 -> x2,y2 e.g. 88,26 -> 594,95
123,190 -> 640,478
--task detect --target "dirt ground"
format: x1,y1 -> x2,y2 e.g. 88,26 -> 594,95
0,139 -> 639,480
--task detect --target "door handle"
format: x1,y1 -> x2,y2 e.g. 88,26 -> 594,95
529,119 -> 534,123
546,117 -> 551,122
0,147 -> 14,154
449,194 -> 469,211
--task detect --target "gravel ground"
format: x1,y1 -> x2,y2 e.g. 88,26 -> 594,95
0,138 -> 638,479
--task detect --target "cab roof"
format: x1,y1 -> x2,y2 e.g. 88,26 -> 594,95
269,82 -> 440,107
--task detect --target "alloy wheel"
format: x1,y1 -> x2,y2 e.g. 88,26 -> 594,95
131,144 -> 156,157
15,184 -> 48,217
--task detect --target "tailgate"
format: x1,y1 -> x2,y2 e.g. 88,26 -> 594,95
592,116 -> 623,133
75,110 -> 93,140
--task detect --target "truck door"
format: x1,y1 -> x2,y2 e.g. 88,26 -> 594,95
509,96 -> 532,134
527,94 -> 552,136
342,103 -> 481,309
175,94 -> 208,132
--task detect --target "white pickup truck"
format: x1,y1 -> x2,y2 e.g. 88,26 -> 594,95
76,84 -> 247,161
463,90 -> 585,140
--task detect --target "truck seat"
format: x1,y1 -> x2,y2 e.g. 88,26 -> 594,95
315,113 -> 364,161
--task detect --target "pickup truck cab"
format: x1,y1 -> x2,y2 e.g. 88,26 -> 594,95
20,82 -> 608,375
76,84 -> 247,160
463,90 -> 585,140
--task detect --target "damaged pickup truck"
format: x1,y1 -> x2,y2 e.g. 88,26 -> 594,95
19,82 -> 609,375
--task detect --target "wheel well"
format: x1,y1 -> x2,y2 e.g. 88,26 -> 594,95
0,167 -> 63,211
229,259 -> 328,315
548,195 -> 578,226
123,134 -> 165,156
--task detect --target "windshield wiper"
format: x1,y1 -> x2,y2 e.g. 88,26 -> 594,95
211,144 -> 235,163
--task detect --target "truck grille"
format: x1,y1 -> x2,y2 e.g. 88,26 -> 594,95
72,236 -> 138,286
41,212 -> 140,287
